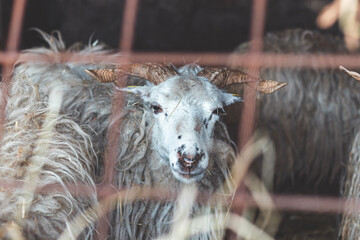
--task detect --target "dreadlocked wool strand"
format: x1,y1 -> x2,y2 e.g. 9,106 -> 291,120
0,31 -> 113,239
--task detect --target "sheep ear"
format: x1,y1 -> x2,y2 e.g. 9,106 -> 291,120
222,92 -> 243,106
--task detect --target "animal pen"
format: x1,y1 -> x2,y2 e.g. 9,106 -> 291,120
1,0 -> 360,239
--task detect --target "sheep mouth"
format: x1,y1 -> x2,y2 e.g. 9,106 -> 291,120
172,168 -> 205,180
179,172 -> 203,180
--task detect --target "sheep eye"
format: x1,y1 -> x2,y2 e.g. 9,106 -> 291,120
151,105 -> 163,114
212,108 -> 225,116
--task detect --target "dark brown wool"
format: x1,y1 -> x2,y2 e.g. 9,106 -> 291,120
234,29 -> 360,192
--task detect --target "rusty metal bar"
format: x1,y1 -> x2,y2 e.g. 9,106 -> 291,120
229,2 -> 268,239
0,179 -> 357,215
119,0 -> 139,51
249,0 -> 267,53
0,0 -> 27,141
6,0 -> 27,51
1,51 -> 360,69
97,0 -> 140,237
237,0 -> 268,149
100,90 -> 126,186
232,193 -> 347,214
102,0 -> 141,188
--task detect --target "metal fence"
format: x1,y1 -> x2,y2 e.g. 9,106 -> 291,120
1,0 -> 360,239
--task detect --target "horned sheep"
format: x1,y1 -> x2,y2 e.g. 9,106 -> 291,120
333,66 -> 360,240
340,131 -> 360,240
0,31 -> 285,239
233,29 -> 360,193
225,28 -> 360,240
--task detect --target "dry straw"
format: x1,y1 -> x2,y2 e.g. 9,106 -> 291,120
58,135 -> 280,239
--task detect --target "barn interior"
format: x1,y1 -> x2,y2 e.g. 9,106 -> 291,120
0,0 -> 358,239
0,0 -> 339,51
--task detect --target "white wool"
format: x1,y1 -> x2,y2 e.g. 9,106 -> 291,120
0,31 -> 113,239
0,31 -> 238,240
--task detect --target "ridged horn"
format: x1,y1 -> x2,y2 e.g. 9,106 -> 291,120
85,63 -> 178,85
197,67 -> 287,94
339,66 -> 360,81
85,68 -> 119,83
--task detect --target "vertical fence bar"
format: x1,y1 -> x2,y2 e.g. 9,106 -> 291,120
119,0 -> 140,52
6,0 -> 27,51
96,87 -> 127,240
231,0 -> 268,238
0,0 -> 27,140
248,0 -> 267,53
97,0 -> 140,238
238,0 -> 268,149
100,0 -> 140,191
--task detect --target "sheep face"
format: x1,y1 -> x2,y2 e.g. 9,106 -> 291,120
88,63 -> 286,183
124,72 -> 241,183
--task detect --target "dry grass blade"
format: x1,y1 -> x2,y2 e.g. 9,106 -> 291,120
156,185 -> 198,240
59,134 -> 277,239
169,99 -> 182,117
60,186 -> 219,240
59,187 -> 161,240
58,192 -> 117,240
244,173 -> 282,237
221,135 -> 281,238
240,134 -> 281,238
161,212 -> 274,240
225,135 -> 275,194
0,222 -> 25,240
226,213 -> 274,240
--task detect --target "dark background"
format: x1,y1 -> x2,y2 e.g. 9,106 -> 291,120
0,0 -> 340,52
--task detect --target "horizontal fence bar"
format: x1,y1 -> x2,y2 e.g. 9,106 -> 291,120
232,193 -> 346,214
2,51 -> 360,69
0,180 -> 355,214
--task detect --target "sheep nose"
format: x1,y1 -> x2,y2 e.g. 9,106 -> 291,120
178,152 -> 203,168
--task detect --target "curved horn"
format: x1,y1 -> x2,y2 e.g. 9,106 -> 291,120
339,66 -> 360,81
85,63 -> 178,85
85,68 -> 119,83
197,67 -> 287,94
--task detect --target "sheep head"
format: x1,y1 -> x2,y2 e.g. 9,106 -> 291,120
86,63 -> 286,183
